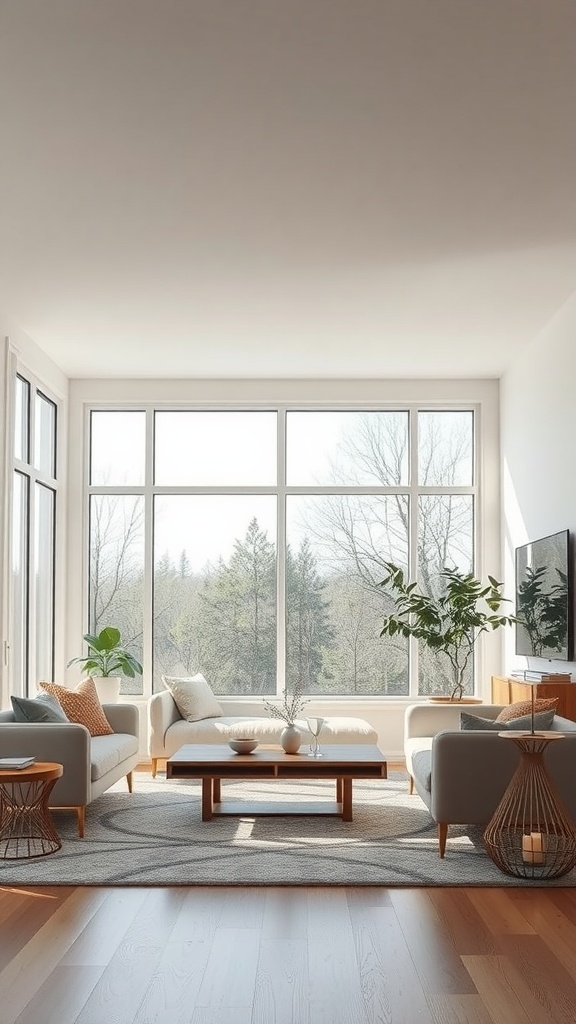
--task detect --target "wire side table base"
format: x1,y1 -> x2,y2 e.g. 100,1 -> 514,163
0,763 -> 63,859
484,732 -> 576,880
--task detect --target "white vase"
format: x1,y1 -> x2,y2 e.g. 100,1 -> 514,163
280,724 -> 301,754
94,676 -> 121,703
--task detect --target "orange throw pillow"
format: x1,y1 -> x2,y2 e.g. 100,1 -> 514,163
39,677 -> 114,736
496,697 -> 558,723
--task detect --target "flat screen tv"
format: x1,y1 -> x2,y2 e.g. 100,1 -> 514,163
515,529 -> 572,660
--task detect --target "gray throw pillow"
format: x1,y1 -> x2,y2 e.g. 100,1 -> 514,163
11,692 -> 69,724
460,709 -> 555,732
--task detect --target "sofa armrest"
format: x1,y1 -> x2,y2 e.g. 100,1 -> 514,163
103,703 -> 139,737
0,721 -> 90,762
149,690 -> 181,756
430,730 -> 576,825
404,703 -> 503,742
430,731 -> 518,824
0,722 -> 92,803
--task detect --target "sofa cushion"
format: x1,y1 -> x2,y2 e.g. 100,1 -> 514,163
161,715 -> 379,758
11,692 -> 69,724
404,736 -> 433,779
496,698 -> 558,723
460,709 -> 556,732
310,717 -> 378,743
411,748 -> 432,793
39,678 -> 114,736
162,674 -> 223,722
91,732 -> 140,782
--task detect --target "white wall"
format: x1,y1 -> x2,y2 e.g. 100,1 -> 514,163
501,290 -> 576,678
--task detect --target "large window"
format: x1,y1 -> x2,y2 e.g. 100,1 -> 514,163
11,375 -> 58,694
87,407 -> 476,697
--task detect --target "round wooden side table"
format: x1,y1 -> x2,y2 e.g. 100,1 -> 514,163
0,762 -> 63,859
483,732 -> 576,880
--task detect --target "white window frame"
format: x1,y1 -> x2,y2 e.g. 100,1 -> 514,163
8,366 -> 62,696
81,399 -> 482,702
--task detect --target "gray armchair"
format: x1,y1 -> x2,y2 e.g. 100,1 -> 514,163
404,703 -> 576,856
0,703 -> 139,836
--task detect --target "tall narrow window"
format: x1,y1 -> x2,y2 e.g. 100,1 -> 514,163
11,471 -> 29,693
88,411 -> 146,694
11,374 -> 58,694
417,410 -> 475,695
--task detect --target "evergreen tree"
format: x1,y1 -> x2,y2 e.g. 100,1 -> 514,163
178,549 -> 191,578
200,519 -> 276,693
286,537 -> 333,690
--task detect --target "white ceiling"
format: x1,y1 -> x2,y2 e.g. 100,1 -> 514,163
1,0 -> 576,379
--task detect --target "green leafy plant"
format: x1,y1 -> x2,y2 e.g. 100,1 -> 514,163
263,683 -> 308,725
379,563 -> 518,700
68,626 -> 143,678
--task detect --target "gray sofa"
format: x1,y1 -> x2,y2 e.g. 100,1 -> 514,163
404,702 -> 576,857
149,690 -> 378,776
0,703 -> 139,836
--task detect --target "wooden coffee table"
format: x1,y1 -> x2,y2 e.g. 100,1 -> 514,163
166,744 -> 387,821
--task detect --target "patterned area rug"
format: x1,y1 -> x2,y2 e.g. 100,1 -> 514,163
2,771 -> 575,886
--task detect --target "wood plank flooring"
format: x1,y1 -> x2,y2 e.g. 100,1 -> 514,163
1,885 -> 576,1024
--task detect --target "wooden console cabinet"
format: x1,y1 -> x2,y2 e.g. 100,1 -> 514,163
491,676 -> 576,723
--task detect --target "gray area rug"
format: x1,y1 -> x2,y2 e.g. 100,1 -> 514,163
2,771 -> 575,886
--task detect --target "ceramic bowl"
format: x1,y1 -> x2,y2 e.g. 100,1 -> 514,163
228,738 -> 258,754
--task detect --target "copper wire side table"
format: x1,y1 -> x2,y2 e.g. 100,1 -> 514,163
483,732 -> 576,880
0,762 -> 63,859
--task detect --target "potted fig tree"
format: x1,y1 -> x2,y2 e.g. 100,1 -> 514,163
379,563 -> 518,700
68,626 -> 143,702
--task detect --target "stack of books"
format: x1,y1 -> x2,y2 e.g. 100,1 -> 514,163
0,756 -> 36,770
511,670 -> 572,683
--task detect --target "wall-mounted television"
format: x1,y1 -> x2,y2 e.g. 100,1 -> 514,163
515,529 -> 572,661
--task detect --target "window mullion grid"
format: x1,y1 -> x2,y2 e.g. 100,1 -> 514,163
84,403 -> 477,703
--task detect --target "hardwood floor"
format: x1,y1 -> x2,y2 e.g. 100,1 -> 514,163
1,885 -> 576,1023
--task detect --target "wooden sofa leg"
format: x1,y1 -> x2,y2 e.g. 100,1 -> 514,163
77,806 -> 86,838
438,822 -> 448,858
126,771 -> 133,793
151,758 -> 158,778
409,775 -> 414,795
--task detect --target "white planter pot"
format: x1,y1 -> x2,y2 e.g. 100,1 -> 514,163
93,676 -> 121,703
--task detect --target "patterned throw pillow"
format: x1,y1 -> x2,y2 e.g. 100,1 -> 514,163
162,674 -> 223,722
460,709 -> 556,731
11,692 -> 69,724
39,677 -> 114,736
495,698 -> 558,723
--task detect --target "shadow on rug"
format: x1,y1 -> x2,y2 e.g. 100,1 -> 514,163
2,772 -> 575,886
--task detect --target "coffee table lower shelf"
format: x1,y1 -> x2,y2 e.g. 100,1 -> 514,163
203,776 -> 355,820
167,744 -> 388,822
210,800 -> 343,817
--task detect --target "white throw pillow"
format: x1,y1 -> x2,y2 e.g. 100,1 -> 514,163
162,673 -> 223,722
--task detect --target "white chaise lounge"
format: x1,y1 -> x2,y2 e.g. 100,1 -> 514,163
149,690 -> 378,777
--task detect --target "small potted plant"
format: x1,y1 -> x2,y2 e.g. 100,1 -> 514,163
68,626 -> 143,702
379,563 -> 518,701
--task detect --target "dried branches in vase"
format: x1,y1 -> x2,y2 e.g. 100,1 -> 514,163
263,684 -> 308,726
